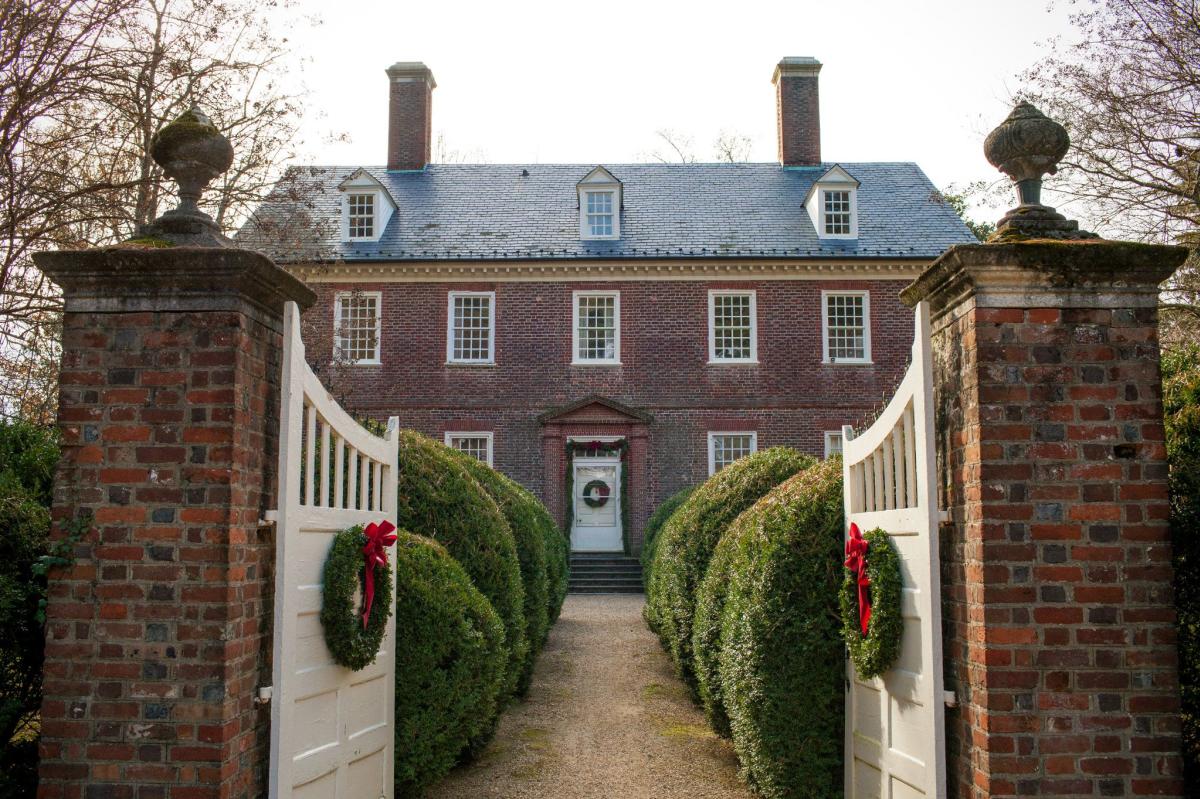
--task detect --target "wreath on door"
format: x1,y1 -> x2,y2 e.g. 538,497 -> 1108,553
582,479 -> 611,508
320,521 -> 396,671
840,523 -> 903,679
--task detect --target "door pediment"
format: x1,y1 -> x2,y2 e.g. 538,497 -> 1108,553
538,395 -> 651,425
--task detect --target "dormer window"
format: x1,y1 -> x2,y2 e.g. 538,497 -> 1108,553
577,166 -> 622,240
338,168 -> 395,243
347,193 -> 376,239
805,165 -> 860,240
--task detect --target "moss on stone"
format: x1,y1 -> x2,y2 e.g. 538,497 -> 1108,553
120,236 -> 175,249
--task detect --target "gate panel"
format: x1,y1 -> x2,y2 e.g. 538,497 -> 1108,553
270,301 -> 400,799
842,301 -> 945,799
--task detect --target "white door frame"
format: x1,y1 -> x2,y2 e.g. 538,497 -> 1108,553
570,454 -> 623,552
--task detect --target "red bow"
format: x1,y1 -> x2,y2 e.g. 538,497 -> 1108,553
844,523 -> 871,636
361,520 -> 397,628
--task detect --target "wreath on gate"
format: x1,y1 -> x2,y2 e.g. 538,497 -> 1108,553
582,479 -> 611,508
840,523 -> 904,679
320,521 -> 397,671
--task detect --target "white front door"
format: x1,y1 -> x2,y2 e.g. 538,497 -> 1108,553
571,457 -> 622,552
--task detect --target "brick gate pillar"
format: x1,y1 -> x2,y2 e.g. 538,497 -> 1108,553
902,240 -> 1187,798
32,244 -> 314,799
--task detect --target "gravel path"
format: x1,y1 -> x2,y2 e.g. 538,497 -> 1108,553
426,593 -> 754,799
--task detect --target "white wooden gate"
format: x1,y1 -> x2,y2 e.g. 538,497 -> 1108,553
841,301 -> 946,799
269,301 -> 400,799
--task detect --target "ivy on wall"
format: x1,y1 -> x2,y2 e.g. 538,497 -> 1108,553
564,439 -> 631,554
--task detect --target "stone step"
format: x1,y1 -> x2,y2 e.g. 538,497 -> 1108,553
569,584 -> 645,594
569,563 -> 643,573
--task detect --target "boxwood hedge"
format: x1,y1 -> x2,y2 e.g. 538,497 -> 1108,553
640,484 -> 695,577
392,533 -> 506,798
445,448 -> 550,696
395,430 -> 526,704
717,458 -> 845,798
644,448 -> 813,693
540,505 -> 569,625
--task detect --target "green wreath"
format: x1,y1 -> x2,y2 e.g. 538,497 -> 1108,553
320,525 -> 393,671
840,527 -> 903,679
581,478 -> 611,508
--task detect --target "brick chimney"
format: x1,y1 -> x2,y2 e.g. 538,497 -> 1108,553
772,57 -> 822,166
386,62 -> 435,171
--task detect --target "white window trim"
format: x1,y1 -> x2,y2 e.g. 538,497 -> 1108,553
821,289 -> 872,365
332,290 -> 382,365
824,430 -> 844,459
579,188 -> 621,240
342,189 -> 383,242
444,431 -> 494,467
819,187 -> 858,239
571,290 -> 621,365
707,290 -> 758,364
445,291 -> 497,365
707,431 -> 758,476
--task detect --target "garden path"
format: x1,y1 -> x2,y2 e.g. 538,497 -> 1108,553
426,593 -> 754,799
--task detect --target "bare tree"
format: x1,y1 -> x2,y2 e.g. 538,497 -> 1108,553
1021,0 -> 1199,345
713,130 -> 753,163
646,129 -> 697,164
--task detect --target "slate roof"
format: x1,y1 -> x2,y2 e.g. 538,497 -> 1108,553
237,162 -> 976,263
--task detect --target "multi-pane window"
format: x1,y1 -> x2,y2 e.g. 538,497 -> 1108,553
445,432 -> 493,466
573,292 -> 619,363
825,431 -> 844,458
333,292 -> 381,364
823,190 -> 851,235
709,432 -> 758,475
584,191 -> 615,238
347,193 -> 375,239
709,291 -> 757,362
823,291 -> 871,363
447,292 -> 495,363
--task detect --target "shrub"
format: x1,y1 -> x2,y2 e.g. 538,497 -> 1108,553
444,448 -> 550,696
717,458 -> 845,798
0,422 -> 58,798
392,533 -> 506,798
1164,346 -> 1200,781
540,507 -> 569,625
395,430 -> 526,706
640,485 -> 695,577
645,448 -> 813,693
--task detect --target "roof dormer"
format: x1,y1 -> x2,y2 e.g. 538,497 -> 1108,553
804,165 -> 860,240
577,166 -> 622,241
338,169 -> 396,243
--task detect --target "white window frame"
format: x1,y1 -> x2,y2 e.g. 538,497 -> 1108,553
579,188 -> 620,240
342,190 -> 382,242
444,431 -> 494,467
707,290 -> 758,364
818,187 -> 858,240
707,431 -> 758,476
821,289 -> 872,365
572,290 -> 621,365
824,430 -> 844,459
446,291 -> 496,365
332,290 -> 382,365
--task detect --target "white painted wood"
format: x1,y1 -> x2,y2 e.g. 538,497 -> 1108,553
570,456 -> 622,552
841,301 -> 946,799
270,301 -> 400,799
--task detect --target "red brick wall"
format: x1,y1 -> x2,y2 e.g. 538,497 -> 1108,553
304,277 -> 913,550
775,73 -> 821,166
37,276 -> 294,799
915,242 -> 1186,798
386,73 -> 432,171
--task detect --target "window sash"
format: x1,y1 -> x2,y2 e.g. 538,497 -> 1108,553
823,292 -> 869,363
823,190 -> 851,235
573,292 -> 619,363
445,433 -> 493,466
709,291 -> 756,362
347,193 -> 375,238
584,190 -> 615,237
448,293 -> 495,363
333,292 -> 380,363
709,432 -> 757,474
825,431 -> 844,458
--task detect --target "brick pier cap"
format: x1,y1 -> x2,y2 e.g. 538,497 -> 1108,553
901,239 -> 1189,798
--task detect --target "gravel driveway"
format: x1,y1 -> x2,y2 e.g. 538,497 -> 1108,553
426,593 -> 754,799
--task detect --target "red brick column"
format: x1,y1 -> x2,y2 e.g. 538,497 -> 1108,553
33,248 -> 313,799
902,241 -> 1188,798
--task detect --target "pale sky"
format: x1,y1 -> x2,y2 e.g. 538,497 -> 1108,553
283,0 -> 1079,220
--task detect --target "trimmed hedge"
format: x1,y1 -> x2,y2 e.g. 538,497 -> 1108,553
640,485 -> 695,578
540,504 -> 569,625
395,430 -> 527,705
645,448 -> 813,693
444,448 -> 550,696
717,458 -> 845,798
392,533 -> 506,798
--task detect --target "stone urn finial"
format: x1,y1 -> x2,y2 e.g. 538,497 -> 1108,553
982,101 -> 1096,242
133,105 -> 235,247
